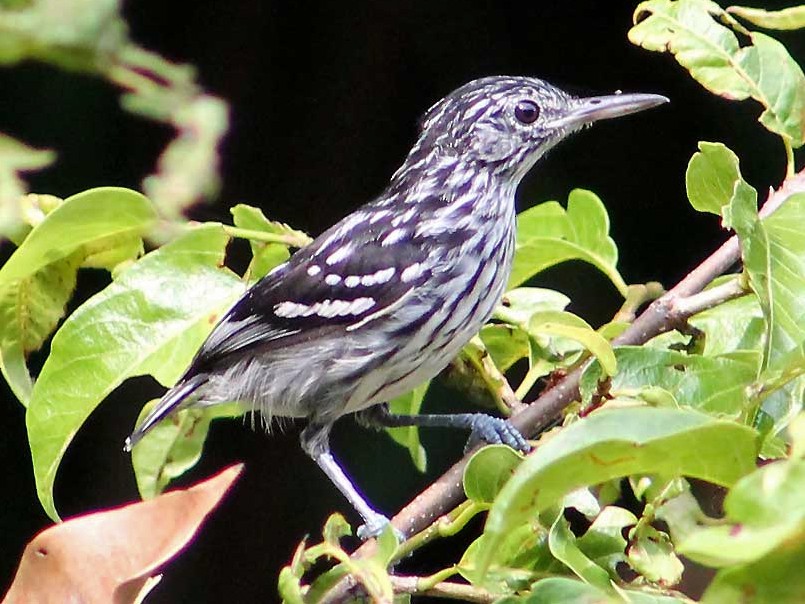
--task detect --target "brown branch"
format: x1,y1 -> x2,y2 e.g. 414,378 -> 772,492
322,169 -> 805,602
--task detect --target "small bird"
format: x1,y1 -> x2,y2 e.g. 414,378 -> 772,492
126,76 -> 667,539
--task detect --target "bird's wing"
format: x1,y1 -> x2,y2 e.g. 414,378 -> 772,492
193,224 -> 433,368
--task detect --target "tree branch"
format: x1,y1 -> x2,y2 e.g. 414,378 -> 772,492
321,169 -> 805,602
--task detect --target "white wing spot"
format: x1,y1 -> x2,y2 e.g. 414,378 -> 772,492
274,301 -> 310,318
382,228 -> 407,246
325,274 -> 342,285
401,263 -> 423,283
307,265 -> 321,276
361,267 -> 395,286
326,245 -> 352,265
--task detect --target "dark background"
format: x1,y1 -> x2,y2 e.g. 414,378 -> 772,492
1,0 -> 802,601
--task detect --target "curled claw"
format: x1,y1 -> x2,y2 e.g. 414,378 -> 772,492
464,416 -> 531,454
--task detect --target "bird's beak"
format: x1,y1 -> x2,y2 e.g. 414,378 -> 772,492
549,92 -> 669,129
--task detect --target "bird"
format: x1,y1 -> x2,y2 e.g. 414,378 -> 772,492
125,76 -> 667,540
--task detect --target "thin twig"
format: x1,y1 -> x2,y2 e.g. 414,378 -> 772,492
321,170 -> 805,602
388,576 -> 496,603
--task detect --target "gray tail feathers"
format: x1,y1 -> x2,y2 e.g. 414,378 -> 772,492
124,373 -> 208,452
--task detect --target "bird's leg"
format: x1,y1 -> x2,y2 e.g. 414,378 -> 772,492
300,421 -> 396,540
357,403 -> 532,454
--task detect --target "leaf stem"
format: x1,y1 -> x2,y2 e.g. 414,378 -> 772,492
393,500 -> 485,562
221,225 -> 310,247
784,139 -> 795,177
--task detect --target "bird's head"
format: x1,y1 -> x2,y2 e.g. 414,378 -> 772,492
409,76 -> 668,185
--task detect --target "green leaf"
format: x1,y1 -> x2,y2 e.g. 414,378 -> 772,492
0,187 -> 155,286
510,190 -> 626,295
479,324 -> 530,373
499,577 -> 687,603
26,224 -> 243,520
685,142 -> 749,215
386,382 -> 429,472
629,0 -> 805,146
132,402 -> 245,499
475,407 -> 757,575
734,194 -> 805,368
0,254 -> 80,405
687,291 -> 765,357
0,187 -> 155,406
464,444 -> 524,504
230,204 -> 309,280
528,311 -> 617,376
627,524 -> 684,586
580,347 -> 758,418
680,458 -> 805,567
0,134 -> 55,241
548,514 -> 613,590
728,5 -> 805,31
495,288 -> 571,326
576,506 -> 637,577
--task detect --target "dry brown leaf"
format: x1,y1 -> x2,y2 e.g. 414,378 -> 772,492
3,464 -> 243,604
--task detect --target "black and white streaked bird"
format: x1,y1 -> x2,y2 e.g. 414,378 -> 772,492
126,76 -> 667,539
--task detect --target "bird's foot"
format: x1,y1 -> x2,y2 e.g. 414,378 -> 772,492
464,415 -> 532,454
357,511 -> 405,542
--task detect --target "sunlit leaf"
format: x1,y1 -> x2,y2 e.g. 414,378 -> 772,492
630,0 -> 805,146
230,204 -> 311,281
580,346 -> 758,418
464,444 -> 524,504
475,407 -> 757,576
497,576 -> 687,603
27,224 -> 243,520
510,190 -> 626,295
529,311 -> 617,376
731,193 -> 805,367
686,142 -> 750,215
0,188 -> 155,406
728,5 -> 805,31
680,459 -> 805,567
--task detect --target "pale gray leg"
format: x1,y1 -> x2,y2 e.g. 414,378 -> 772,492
300,422 -> 393,540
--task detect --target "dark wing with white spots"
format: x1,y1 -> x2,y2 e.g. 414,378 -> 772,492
190,211 -> 435,372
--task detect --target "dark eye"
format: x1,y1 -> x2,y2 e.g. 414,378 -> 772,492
514,100 -> 540,124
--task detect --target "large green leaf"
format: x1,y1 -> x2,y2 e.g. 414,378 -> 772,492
0,187 -> 154,286
732,193 -> 805,368
497,577 -> 687,603
475,407 -> 757,575
580,347 -> 758,418
630,0 -> 805,146
26,224 -> 243,520
510,190 -> 626,295
0,187 -> 155,405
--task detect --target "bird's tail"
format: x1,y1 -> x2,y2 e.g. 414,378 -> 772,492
124,373 -> 208,451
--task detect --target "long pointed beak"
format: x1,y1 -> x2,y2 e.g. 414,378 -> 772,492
549,92 -> 669,129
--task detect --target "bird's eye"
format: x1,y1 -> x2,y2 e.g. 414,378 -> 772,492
514,100 -> 540,124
